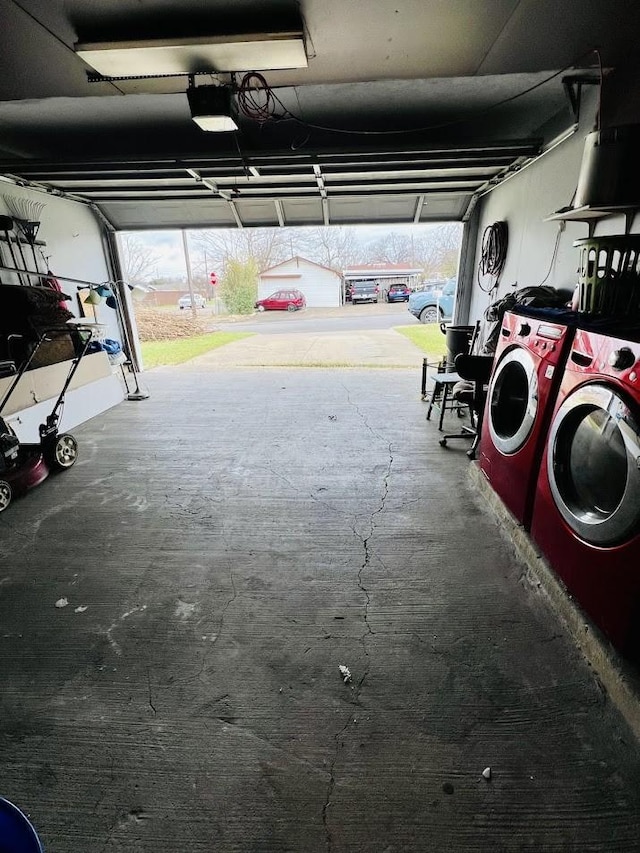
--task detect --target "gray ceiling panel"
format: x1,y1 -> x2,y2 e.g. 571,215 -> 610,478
234,200 -> 281,226
280,199 -> 324,225
99,199 -> 237,229
6,0 -> 639,93
418,194 -> 473,221
329,195 -> 416,224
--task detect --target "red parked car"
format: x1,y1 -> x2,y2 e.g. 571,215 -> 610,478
255,289 -> 306,312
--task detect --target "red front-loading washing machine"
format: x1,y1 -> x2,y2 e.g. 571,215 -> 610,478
479,309 -> 576,526
530,328 -> 640,659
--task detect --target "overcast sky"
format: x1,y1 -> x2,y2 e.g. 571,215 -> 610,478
123,223 -> 457,278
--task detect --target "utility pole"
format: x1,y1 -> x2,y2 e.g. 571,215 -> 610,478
181,229 -> 197,320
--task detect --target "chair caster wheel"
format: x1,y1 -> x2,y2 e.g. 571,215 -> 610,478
467,449 -> 476,459
439,439 -> 447,447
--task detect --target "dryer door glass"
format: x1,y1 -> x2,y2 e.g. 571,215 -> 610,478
548,383 -> 640,545
488,348 -> 537,454
568,408 -> 626,514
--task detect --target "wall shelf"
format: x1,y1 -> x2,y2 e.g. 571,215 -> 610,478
546,204 -> 636,222
545,205 -> 638,236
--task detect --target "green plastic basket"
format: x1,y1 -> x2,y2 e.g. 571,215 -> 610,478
575,236 -> 640,316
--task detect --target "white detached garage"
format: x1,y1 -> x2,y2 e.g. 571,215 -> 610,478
258,257 -> 342,308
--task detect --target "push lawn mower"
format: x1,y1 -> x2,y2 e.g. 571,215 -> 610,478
0,326 -> 93,513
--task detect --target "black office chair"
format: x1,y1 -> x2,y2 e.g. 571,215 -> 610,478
438,353 -> 494,458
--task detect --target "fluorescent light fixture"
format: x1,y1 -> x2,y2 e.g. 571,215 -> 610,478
75,32 -> 307,76
187,86 -> 238,133
193,114 -> 238,132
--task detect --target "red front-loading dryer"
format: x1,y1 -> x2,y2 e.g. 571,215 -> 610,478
479,309 -> 576,526
530,329 -> 640,659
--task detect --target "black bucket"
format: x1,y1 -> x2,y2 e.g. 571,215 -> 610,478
440,324 -> 475,369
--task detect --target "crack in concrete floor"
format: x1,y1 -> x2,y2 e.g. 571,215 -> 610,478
322,400 -> 394,852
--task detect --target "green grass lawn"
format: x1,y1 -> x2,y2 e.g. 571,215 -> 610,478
394,323 -> 446,358
141,332 -> 252,369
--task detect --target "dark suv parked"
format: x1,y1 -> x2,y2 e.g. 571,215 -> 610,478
349,282 -> 379,304
386,284 -> 411,303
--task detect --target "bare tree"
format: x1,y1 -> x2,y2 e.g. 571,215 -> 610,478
188,222 -> 462,284
117,233 -> 162,284
363,224 -> 461,278
190,225 -> 367,278
414,224 -> 462,278
292,226 -> 362,271
368,233 -> 415,264
190,227 -> 289,277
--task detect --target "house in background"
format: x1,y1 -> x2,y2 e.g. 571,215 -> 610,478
258,257 -> 343,307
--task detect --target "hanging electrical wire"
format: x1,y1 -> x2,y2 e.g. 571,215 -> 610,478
536,224 -> 563,288
478,221 -> 508,293
236,72 -> 292,124
234,47 -> 601,139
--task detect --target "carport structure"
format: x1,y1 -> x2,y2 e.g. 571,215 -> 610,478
2,1 -> 640,851
344,264 -> 424,298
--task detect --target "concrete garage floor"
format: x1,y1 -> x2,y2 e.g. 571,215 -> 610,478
1,366 -> 640,852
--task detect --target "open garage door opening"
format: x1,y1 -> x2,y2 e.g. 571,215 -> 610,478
117,222 -> 463,371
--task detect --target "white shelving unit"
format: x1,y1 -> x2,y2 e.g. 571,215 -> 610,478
545,205 -> 637,236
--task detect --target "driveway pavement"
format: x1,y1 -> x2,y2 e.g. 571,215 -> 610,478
207,302 -> 419,335
185,327 -> 425,368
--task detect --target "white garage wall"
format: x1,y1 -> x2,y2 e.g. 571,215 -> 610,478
32,197 -> 108,284
259,257 -> 341,307
0,185 -> 120,339
468,86 -> 640,325
0,185 -> 125,429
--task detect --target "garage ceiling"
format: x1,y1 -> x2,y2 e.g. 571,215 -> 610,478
0,0 -> 638,229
